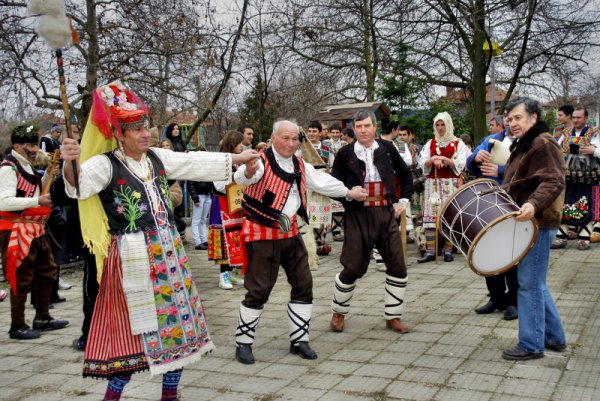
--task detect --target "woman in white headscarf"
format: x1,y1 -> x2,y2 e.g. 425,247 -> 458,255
417,112 -> 471,263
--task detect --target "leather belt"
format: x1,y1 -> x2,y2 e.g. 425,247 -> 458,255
365,195 -> 386,202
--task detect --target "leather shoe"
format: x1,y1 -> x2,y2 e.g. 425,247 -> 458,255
9,324 -> 40,340
385,318 -> 410,333
51,296 -> 66,303
330,313 -> 345,332
502,345 -> 543,361
503,305 -> 518,321
235,344 -> 255,364
475,301 -> 502,314
590,232 -> 600,243
545,343 -> 566,352
32,317 -> 69,331
290,341 -> 318,360
195,244 -> 208,250
72,336 -> 87,351
417,253 -> 435,264
443,252 -> 454,262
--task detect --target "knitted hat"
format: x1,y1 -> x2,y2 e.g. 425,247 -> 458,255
11,125 -> 39,145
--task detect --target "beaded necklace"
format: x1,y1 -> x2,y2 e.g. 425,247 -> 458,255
435,140 -> 456,155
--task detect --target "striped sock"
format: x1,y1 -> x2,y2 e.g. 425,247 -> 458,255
104,374 -> 132,401
161,368 -> 183,401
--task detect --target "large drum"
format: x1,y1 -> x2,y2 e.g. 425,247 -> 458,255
438,179 -> 538,277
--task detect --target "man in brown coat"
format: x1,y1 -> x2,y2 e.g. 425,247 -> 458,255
501,97 -> 567,361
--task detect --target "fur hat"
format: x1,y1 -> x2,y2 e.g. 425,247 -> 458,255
11,125 -> 39,145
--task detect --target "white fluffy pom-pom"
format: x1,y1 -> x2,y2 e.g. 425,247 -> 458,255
28,0 -> 66,16
37,14 -> 71,49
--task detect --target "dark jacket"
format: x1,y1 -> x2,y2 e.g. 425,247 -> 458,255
331,139 -> 413,210
188,181 -> 213,203
503,121 -> 565,228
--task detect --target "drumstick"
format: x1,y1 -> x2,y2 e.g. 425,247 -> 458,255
434,166 -> 438,264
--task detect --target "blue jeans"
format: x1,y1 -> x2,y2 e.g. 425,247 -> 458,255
517,228 -> 565,353
191,194 -> 211,246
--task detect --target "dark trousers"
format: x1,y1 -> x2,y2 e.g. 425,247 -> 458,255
243,236 -> 312,308
81,252 -> 99,339
339,206 -> 407,284
0,233 -> 57,328
486,267 -> 519,308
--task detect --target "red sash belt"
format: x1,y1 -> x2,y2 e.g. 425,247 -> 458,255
0,207 -> 51,294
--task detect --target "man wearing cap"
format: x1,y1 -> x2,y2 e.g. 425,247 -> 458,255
0,125 -> 69,340
60,80 -> 258,401
40,124 -> 62,153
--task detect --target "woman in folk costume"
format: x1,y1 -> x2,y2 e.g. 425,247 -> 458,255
208,131 -> 247,289
59,80 -> 257,401
417,112 -> 470,263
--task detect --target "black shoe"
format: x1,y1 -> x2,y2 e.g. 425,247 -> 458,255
195,244 -> 208,250
202,242 -> 208,247
51,296 -> 66,303
9,324 -> 40,340
32,317 -> 69,331
443,253 -> 454,262
290,342 -> 318,360
417,253 -> 435,264
72,336 -> 87,351
475,301 -> 503,314
545,343 -> 566,352
503,305 -> 518,321
502,345 -> 543,361
235,344 -> 255,364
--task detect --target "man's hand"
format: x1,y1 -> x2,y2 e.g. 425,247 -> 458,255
346,186 -> 368,202
244,158 -> 260,178
480,162 -> 499,177
60,138 -> 80,161
393,202 -> 406,219
474,149 -> 491,163
579,145 -> 596,155
232,149 -> 259,165
516,202 -> 535,221
38,193 -> 52,207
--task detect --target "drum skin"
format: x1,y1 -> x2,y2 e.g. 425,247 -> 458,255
438,178 -> 539,276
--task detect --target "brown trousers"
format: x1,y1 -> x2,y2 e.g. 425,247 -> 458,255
339,205 -> 407,285
243,235 -> 312,308
0,232 -> 57,328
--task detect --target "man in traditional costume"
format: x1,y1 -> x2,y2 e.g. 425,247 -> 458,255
60,81 -> 257,401
554,106 -> 598,251
232,120 -> 367,364
328,111 -> 413,334
0,125 -> 69,340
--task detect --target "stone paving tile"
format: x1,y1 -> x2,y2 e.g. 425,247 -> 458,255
397,367 -> 452,385
496,377 -> 556,400
1,236 -> 600,400
433,387 -> 494,401
386,380 -> 439,400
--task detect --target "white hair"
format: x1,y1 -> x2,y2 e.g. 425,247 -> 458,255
272,119 -> 299,137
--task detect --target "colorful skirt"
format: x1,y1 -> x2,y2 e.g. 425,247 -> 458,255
308,191 -> 333,230
208,195 -> 246,269
422,177 -> 459,229
83,225 -> 214,378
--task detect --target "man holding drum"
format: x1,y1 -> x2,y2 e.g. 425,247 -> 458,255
466,115 -> 519,321
501,97 -> 567,361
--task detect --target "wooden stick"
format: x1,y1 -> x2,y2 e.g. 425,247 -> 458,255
55,49 -> 80,196
400,209 -> 407,266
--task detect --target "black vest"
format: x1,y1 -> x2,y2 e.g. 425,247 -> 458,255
0,154 -> 42,198
98,150 -> 175,235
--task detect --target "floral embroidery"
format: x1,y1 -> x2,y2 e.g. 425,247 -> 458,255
113,180 -> 147,231
563,196 -> 588,221
158,173 -> 173,209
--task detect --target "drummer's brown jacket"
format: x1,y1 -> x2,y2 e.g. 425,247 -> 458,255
503,122 -> 565,229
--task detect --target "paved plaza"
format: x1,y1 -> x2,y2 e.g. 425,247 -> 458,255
1,231 -> 599,401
